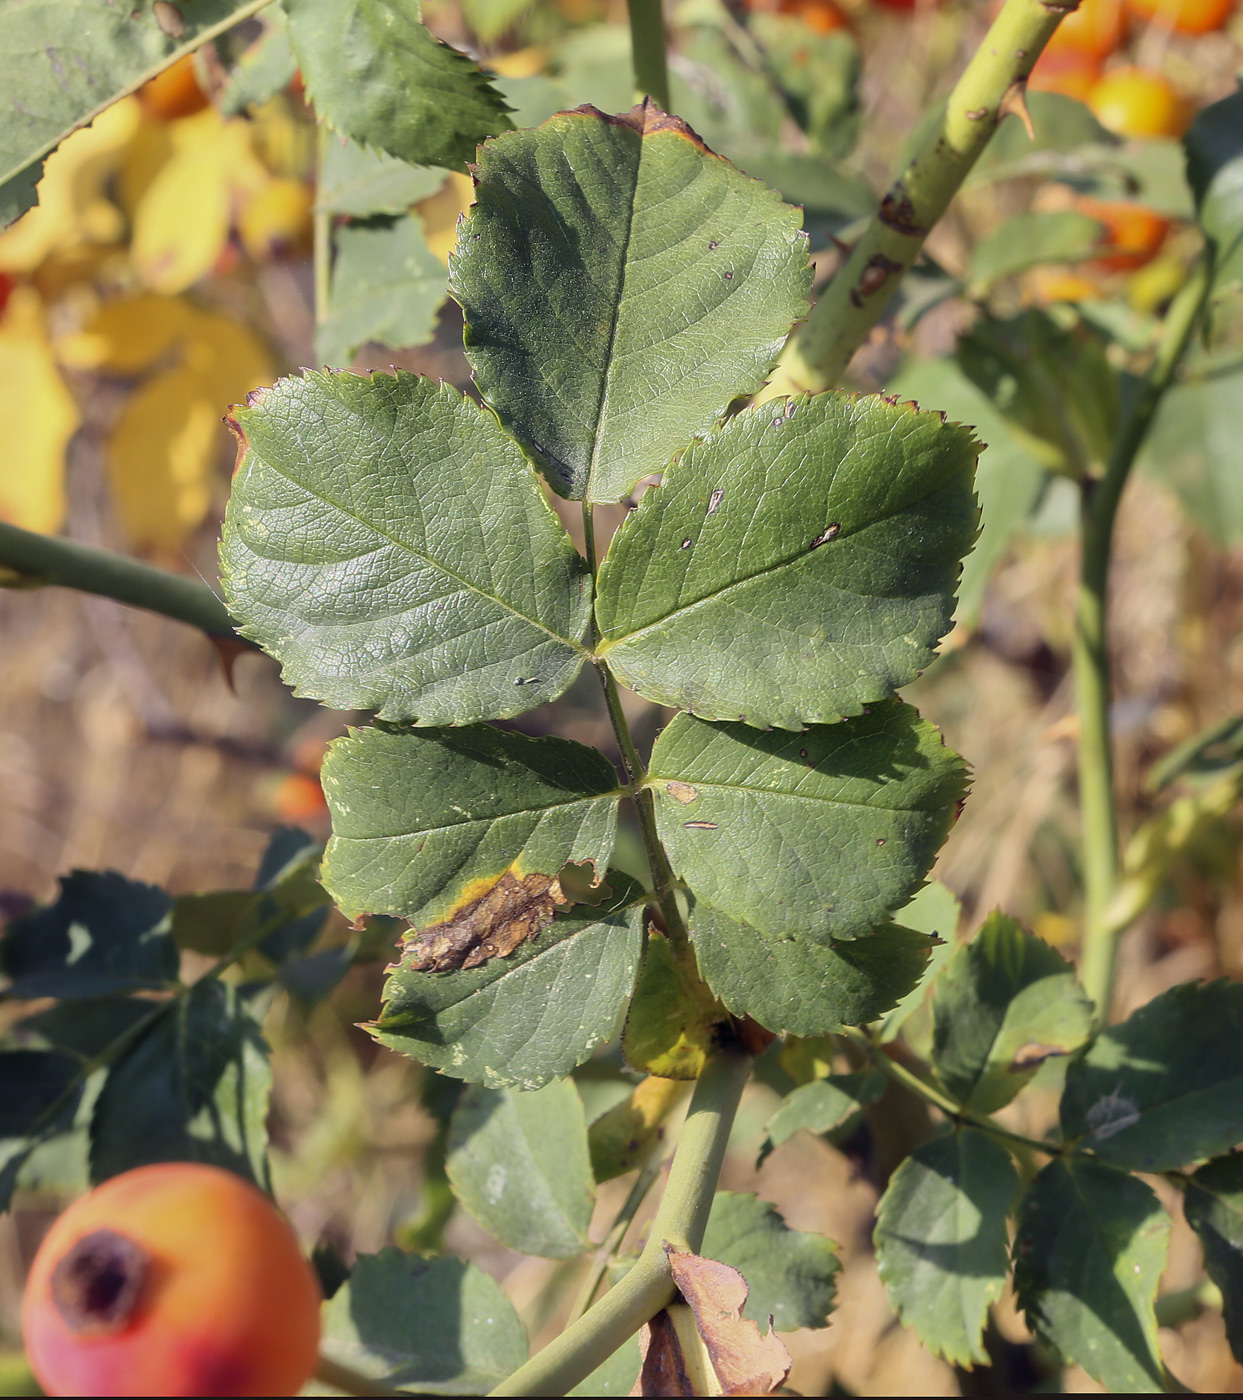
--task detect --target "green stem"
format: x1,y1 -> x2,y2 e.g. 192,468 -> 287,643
567,1144 -> 666,1325
762,0 -> 1068,398
626,0 -> 670,111
0,521 -> 240,639
488,1045 -> 751,1398
313,1355 -> 403,1397
314,124 -> 333,332
1076,258 -> 1211,1020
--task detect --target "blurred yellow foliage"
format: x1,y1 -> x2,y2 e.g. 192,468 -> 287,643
0,288 -> 78,535
418,172 -> 476,264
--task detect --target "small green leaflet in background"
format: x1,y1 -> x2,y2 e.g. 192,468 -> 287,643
88,980 -> 271,1188
316,215 -> 446,367
461,0 -> 536,42
284,0 -> 512,171
374,876 -> 645,1090
875,880 -> 962,1048
0,871 -> 177,999
320,724 -> 620,927
648,705 -> 967,941
759,1070 -> 886,1163
689,904 -> 935,1037
1014,1158 -> 1169,1392
1184,1154 -> 1243,1361
746,17 -> 859,161
1,0 -> 260,229
931,912 -> 1093,1114
1060,980 -> 1243,1171
316,135 -> 447,216
221,371 -> 591,724
321,1250 -> 529,1393
1185,84 -> 1243,303
219,7 -> 298,117
452,101 -> 810,503
875,1128 -> 1017,1367
966,211 -> 1105,295
446,1079 -> 594,1258
0,1049 -> 85,1209
596,393 -> 979,728
700,1192 -> 839,1331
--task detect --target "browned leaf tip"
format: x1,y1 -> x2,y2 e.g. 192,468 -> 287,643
405,869 -> 563,973
630,1310 -> 697,1397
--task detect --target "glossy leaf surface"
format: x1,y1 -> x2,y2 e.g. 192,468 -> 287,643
875,1129 -> 1017,1367
649,706 -> 967,939
1014,1158 -> 1168,1392
452,101 -> 810,502
221,371 -> 591,724
596,393 -> 979,728
321,724 -> 620,927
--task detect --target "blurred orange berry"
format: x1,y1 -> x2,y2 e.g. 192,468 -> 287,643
1077,196 -> 1171,269
138,54 -> 210,122
1125,0 -> 1234,33
238,178 -> 314,261
273,772 -> 329,822
1087,66 -> 1190,136
1026,268 -> 1105,303
1045,0 -> 1127,59
1030,48 -> 1104,100
779,0 -> 851,30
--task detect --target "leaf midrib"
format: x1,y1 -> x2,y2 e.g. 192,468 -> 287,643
245,445 -> 588,655
644,773 -> 953,816
333,787 -> 627,843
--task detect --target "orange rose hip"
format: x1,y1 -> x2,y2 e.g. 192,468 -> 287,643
22,1163 -> 321,1397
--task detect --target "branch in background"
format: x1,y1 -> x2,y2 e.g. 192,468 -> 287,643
762,0 -> 1073,398
0,520 -> 242,642
627,0 -> 671,111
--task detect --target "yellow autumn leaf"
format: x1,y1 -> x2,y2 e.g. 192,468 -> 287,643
57,293 -> 197,375
181,307 -> 274,407
0,99 -> 140,274
0,288 -> 78,534
417,171 -> 475,265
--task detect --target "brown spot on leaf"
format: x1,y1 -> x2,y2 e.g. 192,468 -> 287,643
405,868 -> 564,972
153,0 -> 185,37
707,488 -> 724,515
223,413 -> 249,475
683,821 -> 718,830
666,781 -> 699,804
1008,1042 -> 1068,1073
810,523 -> 841,549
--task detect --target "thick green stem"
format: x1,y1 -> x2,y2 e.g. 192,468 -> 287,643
1076,259 -> 1212,1019
0,521 -> 239,639
314,1355 -> 403,1397
763,0 -> 1069,399
488,1046 -> 751,1398
626,0 -> 670,110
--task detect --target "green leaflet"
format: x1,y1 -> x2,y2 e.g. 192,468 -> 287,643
760,1070 -> 886,1161
689,902 -> 936,1037
1184,1155 -> 1243,1361
701,1192 -> 839,1332
875,1129 -> 1017,1368
374,876 -> 646,1091
1185,85 -> 1243,301
0,1049 -> 84,1209
316,215 -> 446,367
930,912 -> 1093,1114
316,136 -> 447,216
596,393 -> 980,729
321,1250 -> 529,1393
284,0 -> 511,171
1014,1158 -> 1169,1392
220,371 -> 591,725
967,211 -> 1106,295
875,880 -> 962,1048
446,1080 -> 594,1258
320,724 -> 621,926
1,0 -> 258,228
648,705 -> 967,940
219,10 -> 298,118
1060,980 -> 1243,1172
452,101 -> 811,502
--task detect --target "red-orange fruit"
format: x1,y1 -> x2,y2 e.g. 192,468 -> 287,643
1030,48 -> 1105,100
1077,196 -> 1171,270
1125,0 -> 1234,34
1088,66 -> 1191,137
23,1163 -> 321,1397
138,54 -> 211,122
1045,0 -> 1128,60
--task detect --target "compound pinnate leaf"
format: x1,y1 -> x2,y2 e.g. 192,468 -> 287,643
690,901 -> 935,1037
316,215 -> 446,367
1014,1158 -> 1169,1392
0,870 -> 176,999
373,875 -> 646,1090
446,1079 -> 594,1258
649,705 -> 967,941
284,0 -> 512,172
321,723 -> 620,931
89,981 -> 271,1188
452,101 -> 811,503
1,0 -> 258,225
221,371 -> 591,725
1184,1154 -> 1243,1361
1185,85 -> 1243,299
931,912 -> 1093,1114
1060,980 -> 1243,1172
317,136 -> 446,217
875,1129 -> 1017,1368
322,1250 -> 528,1393
701,1192 -> 839,1332
596,393 -> 979,729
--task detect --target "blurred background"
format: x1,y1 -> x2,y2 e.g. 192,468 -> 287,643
3,0 -> 1243,1391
